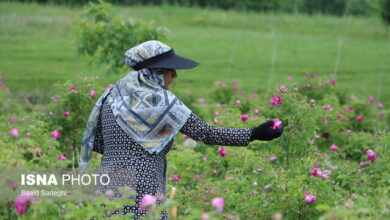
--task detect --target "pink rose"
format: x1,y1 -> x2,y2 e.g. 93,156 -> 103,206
140,194 -> 157,211
57,155 -> 66,161
369,96 -> 375,103
304,191 -> 316,204
211,197 -> 224,213
201,213 -> 210,220
278,85 -> 286,92
218,147 -> 228,157
69,86 -> 77,93
323,105 -> 333,110
366,149 -> 377,163
330,144 -> 339,151
270,156 -> 277,163
63,111 -> 70,117
171,174 -> 180,182
270,95 -> 282,105
90,90 -> 96,99
52,130 -> 61,139
14,191 -> 37,215
10,128 -> 20,137
310,168 -> 318,177
240,114 -> 249,122
105,189 -> 115,199
271,119 -> 282,130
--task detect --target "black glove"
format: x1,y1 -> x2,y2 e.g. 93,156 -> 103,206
250,120 -> 284,141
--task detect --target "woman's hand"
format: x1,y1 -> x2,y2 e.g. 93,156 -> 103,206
250,120 -> 284,141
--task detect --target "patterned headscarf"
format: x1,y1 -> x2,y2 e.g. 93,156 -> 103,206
79,41 -> 192,174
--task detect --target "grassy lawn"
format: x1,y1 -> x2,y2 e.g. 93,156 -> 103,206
0,2 -> 389,104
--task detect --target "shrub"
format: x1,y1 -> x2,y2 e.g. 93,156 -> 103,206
72,0 -> 167,75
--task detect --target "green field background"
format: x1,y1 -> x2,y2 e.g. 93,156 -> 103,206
0,2 -> 389,104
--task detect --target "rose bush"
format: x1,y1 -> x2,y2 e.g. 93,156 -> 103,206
0,72 -> 389,219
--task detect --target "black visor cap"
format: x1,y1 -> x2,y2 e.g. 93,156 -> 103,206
132,49 -> 199,70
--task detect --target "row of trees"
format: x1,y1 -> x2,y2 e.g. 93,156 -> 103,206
7,0 -> 390,24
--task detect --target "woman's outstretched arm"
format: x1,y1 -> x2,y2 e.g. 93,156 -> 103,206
179,113 -> 253,146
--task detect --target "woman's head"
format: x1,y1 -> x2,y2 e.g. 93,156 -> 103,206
162,69 -> 177,90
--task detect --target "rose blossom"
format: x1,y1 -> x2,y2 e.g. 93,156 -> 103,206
273,212 -> 283,219
323,105 -> 333,110
278,85 -> 286,92
211,197 -> 224,213
218,147 -> 228,157
270,95 -> 282,105
304,191 -> 316,204
140,194 -> 157,210
10,128 -> 20,137
240,114 -> 249,122
14,191 -> 37,215
271,119 -> 282,130
345,107 -> 353,112
201,213 -> 209,220
270,156 -> 277,163
90,90 -> 96,99
105,189 -> 115,199
52,130 -> 61,139
369,96 -> 375,103
366,150 -> 377,163
310,168 -> 318,177
57,155 -> 66,161
69,86 -> 77,93
171,174 -> 180,182
329,144 -> 339,151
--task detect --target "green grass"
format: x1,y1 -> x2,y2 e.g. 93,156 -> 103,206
0,2 -> 389,104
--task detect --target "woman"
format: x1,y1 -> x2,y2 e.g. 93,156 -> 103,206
81,40 -> 283,219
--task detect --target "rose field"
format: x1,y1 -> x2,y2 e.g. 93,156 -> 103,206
1,1 -> 390,220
